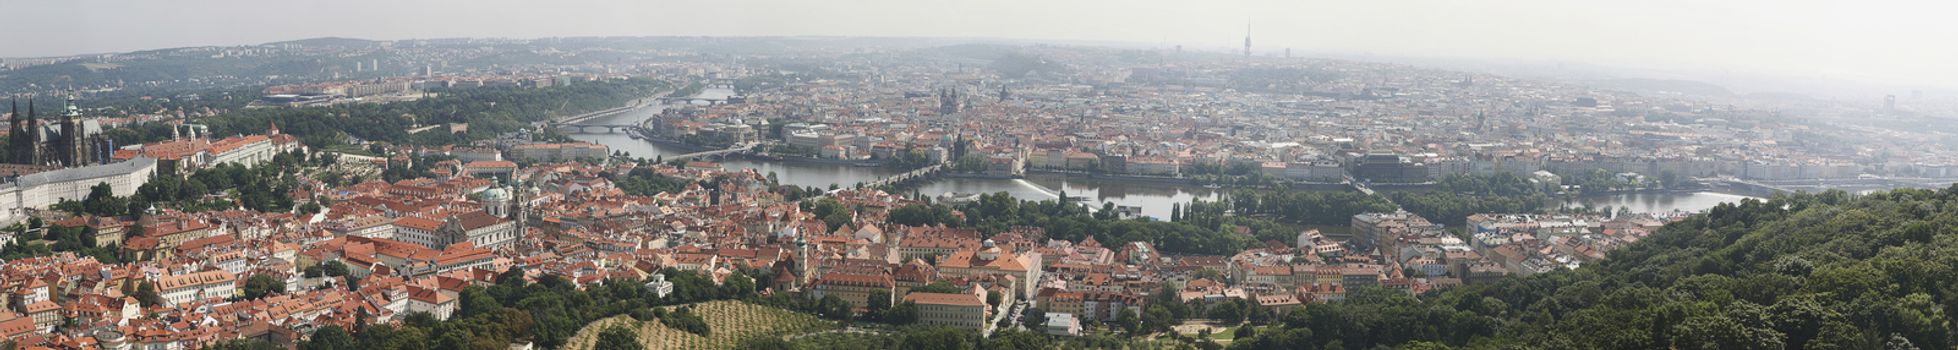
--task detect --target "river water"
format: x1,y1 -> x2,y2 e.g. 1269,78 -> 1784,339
1562,191 -> 1760,214
575,89 -> 1750,219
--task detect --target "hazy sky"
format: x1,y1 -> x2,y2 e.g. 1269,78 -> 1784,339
5,0 -> 1954,90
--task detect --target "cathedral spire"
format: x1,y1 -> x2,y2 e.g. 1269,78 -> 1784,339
10,99 -> 38,166
7,98 -> 17,140
25,99 -> 35,141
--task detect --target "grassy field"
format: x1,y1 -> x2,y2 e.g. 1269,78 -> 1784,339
322,144 -> 379,157
1174,321 -> 1250,344
564,300 -> 836,350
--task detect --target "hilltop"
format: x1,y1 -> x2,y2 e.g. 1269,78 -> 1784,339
1235,188 -> 1958,349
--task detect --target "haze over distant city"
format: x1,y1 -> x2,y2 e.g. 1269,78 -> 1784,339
4,0 -> 1954,96
9,0 -> 1958,348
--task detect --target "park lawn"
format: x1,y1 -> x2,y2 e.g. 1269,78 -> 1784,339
1207,325 -> 1239,340
323,144 -> 379,157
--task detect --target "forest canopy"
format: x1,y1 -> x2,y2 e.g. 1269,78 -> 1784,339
1236,188 -> 1958,349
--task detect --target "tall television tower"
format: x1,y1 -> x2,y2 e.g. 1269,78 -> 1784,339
1243,20 -> 1253,58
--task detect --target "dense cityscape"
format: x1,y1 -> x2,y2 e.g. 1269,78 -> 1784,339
0,22 -> 1955,350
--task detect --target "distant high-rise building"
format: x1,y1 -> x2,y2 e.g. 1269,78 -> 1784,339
1286,48 -> 1291,58
1885,95 -> 1897,113
424,65 -> 433,77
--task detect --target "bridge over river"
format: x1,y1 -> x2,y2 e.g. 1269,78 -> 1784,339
660,143 -> 758,162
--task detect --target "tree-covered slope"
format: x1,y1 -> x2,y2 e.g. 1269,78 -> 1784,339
1237,189 -> 1958,350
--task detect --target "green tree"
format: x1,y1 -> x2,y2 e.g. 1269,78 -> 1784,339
241,274 -> 286,300
80,182 -> 128,216
866,290 -> 893,320
593,324 -> 645,350
1208,299 -> 1246,324
456,286 -> 501,319
496,265 -> 526,287
1142,305 -> 1176,333
321,260 -> 349,277
300,325 -> 357,350
134,281 -> 162,307
1115,308 -> 1141,334
901,326 -> 976,350
886,301 -> 920,325
659,306 -> 711,337
816,295 -> 854,322
983,328 -> 1053,350
203,339 -> 283,350
720,271 -> 755,298
738,336 -> 794,350
1021,307 -> 1047,328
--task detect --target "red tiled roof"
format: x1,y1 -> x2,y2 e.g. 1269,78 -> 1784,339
904,292 -> 985,307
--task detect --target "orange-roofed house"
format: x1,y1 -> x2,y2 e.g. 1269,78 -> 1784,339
157,270 -> 237,306
406,286 -> 456,321
0,313 -> 34,339
936,240 -> 1043,297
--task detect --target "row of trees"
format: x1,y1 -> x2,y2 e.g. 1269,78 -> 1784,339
1557,168 -> 1687,194
885,192 -> 1262,255
54,149 -> 318,220
0,221 -> 122,264
609,167 -> 695,197
1211,189 -> 1398,226
1389,173 -> 1553,226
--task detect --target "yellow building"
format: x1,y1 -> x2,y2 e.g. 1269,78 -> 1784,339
810,273 -> 894,312
905,291 -> 990,332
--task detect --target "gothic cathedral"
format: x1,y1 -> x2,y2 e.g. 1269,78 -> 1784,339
8,97 -> 108,167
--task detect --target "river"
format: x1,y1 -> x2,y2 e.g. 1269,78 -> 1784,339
575,89 -> 1749,220
570,88 -> 1219,219
1561,191 -> 1760,214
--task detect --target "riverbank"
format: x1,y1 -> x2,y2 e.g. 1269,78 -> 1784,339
1556,181 -> 1766,200
636,137 -> 712,154
1562,191 -> 1762,214
725,152 -> 882,167
944,173 -> 1020,180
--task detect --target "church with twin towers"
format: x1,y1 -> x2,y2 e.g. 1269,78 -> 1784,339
7,97 -> 109,168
